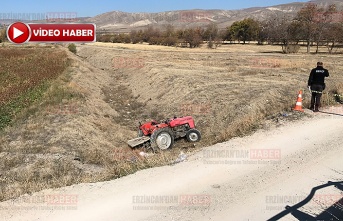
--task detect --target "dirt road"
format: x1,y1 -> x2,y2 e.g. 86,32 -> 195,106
1,107 -> 342,221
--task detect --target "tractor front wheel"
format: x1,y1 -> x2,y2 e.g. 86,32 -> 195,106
186,129 -> 201,142
150,128 -> 174,150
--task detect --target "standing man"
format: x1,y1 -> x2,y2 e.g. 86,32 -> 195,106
308,61 -> 329,112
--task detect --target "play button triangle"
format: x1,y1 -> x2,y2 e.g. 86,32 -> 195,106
13,27 -> 24,39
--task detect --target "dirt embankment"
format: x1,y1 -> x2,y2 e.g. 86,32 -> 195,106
0,43 -> 342,202
78,43 -> 343,143
0,46 -> 134,201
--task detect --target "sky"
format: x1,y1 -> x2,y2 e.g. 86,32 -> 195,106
0,0 -> 310,17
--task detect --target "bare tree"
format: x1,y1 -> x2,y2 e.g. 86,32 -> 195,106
323,9 -> 343,53
184,28 -> 203,48
203,23 -> 218,40
294,3 -> 319,53
264,14 -> 293,45
313,4 -> 337,53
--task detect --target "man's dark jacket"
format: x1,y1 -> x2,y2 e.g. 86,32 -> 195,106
308,66 -> 329,88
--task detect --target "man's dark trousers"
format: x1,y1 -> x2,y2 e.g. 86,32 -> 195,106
310,84 -> 324,110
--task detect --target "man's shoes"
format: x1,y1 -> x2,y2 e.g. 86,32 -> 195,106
314,104 -> 321,112
310,106 -> 314,111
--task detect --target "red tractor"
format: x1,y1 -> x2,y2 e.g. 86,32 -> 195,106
127,116 -> 201,151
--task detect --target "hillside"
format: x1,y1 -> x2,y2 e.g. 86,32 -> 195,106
1,0 -> 342,32
87,0 -> 343,32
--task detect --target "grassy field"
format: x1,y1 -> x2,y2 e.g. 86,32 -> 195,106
0,48 -> 69,129
0,43 -> 342,202
82,42 -> 343,141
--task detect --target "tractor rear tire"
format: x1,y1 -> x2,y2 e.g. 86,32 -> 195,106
150,128 -> 174,151
186,129 -> 201,142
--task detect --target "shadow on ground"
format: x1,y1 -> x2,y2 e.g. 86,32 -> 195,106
319,111 -> 343,117
268,181 -> 343,221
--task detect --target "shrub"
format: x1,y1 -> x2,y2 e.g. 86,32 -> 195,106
207,40 -> 214,49
282,44 -> 300,53
68,43 -> 77,54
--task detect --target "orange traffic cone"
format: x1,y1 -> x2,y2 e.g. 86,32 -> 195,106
293,90 -> 304,112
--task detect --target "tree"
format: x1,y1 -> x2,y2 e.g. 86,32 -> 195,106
142,26 -> 160,42
262,13 -> 305,53
98,34 -> 112,42
228,18 -> 260,44
184,28 -> 203,48
203,23 -> 218,41
222,27 -> 233,42
163,36 -> 178,46
207,39 -> 214,48
203,23 -> 219,48
148,36 -> 163,45
323,9 -> 343,53
160,25 -> 177,46
122,34 -> 131,43
111,34 -> 120,43
262,15 -> 291,44
294,3 -> 320,53
312,4 -> 338,53
257,20 -> 268,44
130,30 -> 141,44
163,24 -> 175,38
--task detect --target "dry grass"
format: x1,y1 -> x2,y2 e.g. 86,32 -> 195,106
0,47 -> 69,129
0,43 -> 342,203
87,44 -> 343,144
0,48 -> 68,105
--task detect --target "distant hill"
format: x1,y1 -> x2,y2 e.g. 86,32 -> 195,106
87,0 -> 343,32
1,0 -> 342,32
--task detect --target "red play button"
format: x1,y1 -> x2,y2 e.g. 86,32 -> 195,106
7,22 -> 31,44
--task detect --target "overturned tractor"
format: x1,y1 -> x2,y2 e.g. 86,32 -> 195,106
127,116 -> 201,151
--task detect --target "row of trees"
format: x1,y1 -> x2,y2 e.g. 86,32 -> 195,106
98,3 -> 343,53
97,20 -> 257,48
98,23 -> 223,48
224,4 -> 343,53
261,4 -> 343,53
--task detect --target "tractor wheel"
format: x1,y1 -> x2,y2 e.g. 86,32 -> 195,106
186,129 -> 201,142
150,128 -> 174,150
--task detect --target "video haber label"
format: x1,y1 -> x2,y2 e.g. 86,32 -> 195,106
7,22 -> 96,44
